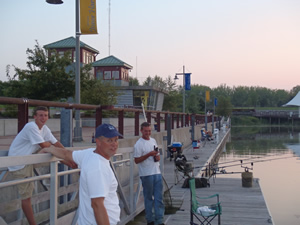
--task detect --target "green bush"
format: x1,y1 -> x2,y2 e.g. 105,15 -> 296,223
0,105 -> 18,118
231,116 -> 261,126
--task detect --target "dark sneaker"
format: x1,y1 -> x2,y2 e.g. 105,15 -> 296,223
147,222 -> 154,225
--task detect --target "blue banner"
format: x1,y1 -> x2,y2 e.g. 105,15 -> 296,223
185,73 -> 191,90
214,97 -> 217,106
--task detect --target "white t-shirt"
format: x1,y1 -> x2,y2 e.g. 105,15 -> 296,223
133,137 -> 161,177
72,149 -> 120,225
8,121 -> 57,171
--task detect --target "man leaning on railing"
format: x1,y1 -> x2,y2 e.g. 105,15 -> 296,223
40,123 -> 122,225
7,106 -> 76,225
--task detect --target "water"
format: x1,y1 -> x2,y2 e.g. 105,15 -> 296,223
218,126 -> 300,225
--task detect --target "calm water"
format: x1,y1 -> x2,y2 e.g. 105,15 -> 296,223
218,126 -> 300,225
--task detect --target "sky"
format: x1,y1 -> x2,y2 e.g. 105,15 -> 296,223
1,0 -> 300,91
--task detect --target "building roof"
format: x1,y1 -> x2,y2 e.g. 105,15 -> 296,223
43,36 -> 99,54
92,55 -> 133,69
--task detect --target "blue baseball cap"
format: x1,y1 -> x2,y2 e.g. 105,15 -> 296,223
95,123 -> 123,138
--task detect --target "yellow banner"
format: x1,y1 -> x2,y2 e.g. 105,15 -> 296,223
80,0 -> 98,35
206,91 -> 210,102
141,96 -> 148,109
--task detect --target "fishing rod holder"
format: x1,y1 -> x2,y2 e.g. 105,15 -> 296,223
241,160 -> 253,172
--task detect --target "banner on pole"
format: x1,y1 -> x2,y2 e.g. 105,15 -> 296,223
214,97 -> 217,106
206,91 -> 210,102
80,0 -> 98,34
185,73 -> 191,90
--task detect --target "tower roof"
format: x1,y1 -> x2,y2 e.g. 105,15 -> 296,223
43,36 -> 99,54
92,55 -> 132,69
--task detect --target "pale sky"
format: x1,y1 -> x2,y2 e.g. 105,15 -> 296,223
1,0 -> 300,91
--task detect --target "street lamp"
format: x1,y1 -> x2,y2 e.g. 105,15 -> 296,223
47,0 -> 82,141
199,91 -> 208,131
174,65 -> 189,126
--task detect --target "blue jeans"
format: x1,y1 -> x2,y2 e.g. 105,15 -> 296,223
140,174 -> 165,224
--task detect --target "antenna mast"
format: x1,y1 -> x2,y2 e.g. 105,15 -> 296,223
108,0 -> 111,55
136,56 -> 137,78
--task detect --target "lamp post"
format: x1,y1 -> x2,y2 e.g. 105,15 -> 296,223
199,91 -> 207,131
47,0 -> 82,141
205,94 -> 207,130
212,98 -> 215,131
174,65 -> 187,126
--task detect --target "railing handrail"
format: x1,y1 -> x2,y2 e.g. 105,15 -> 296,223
0,153 -> 57,168
0,145 -> 163,225
0,96 -> 208,116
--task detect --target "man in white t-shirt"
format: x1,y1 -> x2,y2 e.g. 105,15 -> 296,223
134,122 -> 165,225
41,123 -> 122,225
8,106 -> 72,225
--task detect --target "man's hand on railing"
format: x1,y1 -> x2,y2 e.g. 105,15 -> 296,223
38,147 -> 78,169
60,159 -> 78,169
38,147 -> 51,154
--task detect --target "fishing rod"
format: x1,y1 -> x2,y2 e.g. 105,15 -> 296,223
213,151 -> 290,167
174,152 -> 298,179
186,154 -> 296,172
212,155 -> 297,170
201,154 -> 298,179
181,155 -> 296,176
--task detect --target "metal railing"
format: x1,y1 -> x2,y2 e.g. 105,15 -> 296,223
0,146 -> 163,225
253,110 -> 299,119
0,96 -> 213,137
0,96 -> 218,224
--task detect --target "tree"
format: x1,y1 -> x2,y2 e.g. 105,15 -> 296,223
164,75 -> 177,92
273,89 -> 290,107
0,81 -> 5,96
290,85 -> 300,97
231,86 -> 250,107
213,84 -> 233,99
187,85 -> 211,113
186,91 -> 199,113
129,76 -> 139,86
143,75 -> 166,90
8,41 -> 75,101
81,78 -> 118,105
163,90 -> 181,112
216,96 -> 233,117
255,87 -> 272,107
246,87 -> 259,107
185,84 -> 209,113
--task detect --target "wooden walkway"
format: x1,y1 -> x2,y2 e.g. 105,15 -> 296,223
162,130 -> 273,225
165,177 -> 272,225
126,129 -> 273,225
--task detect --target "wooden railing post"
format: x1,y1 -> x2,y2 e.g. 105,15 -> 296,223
171,114 -> 174,129
156,112 -> 161,132
95,107 -> 103,128
135,111 -> 139,136
146,112 -> 151,124
118,110 -> 124,138
18,98 -> 29,133
164,113 -> 168,131
50,161 -> 58,225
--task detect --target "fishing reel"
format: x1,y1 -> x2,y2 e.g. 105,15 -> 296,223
174,154 -> 194,178
240,160 -> 253,172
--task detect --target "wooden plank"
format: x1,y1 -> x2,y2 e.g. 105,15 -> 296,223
162,130 -> 272,225
0,183 -> 78,214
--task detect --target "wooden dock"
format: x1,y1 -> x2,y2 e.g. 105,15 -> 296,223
129,129 -> 273,225
165,177 -> 272,225
162,130 -> 273,225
